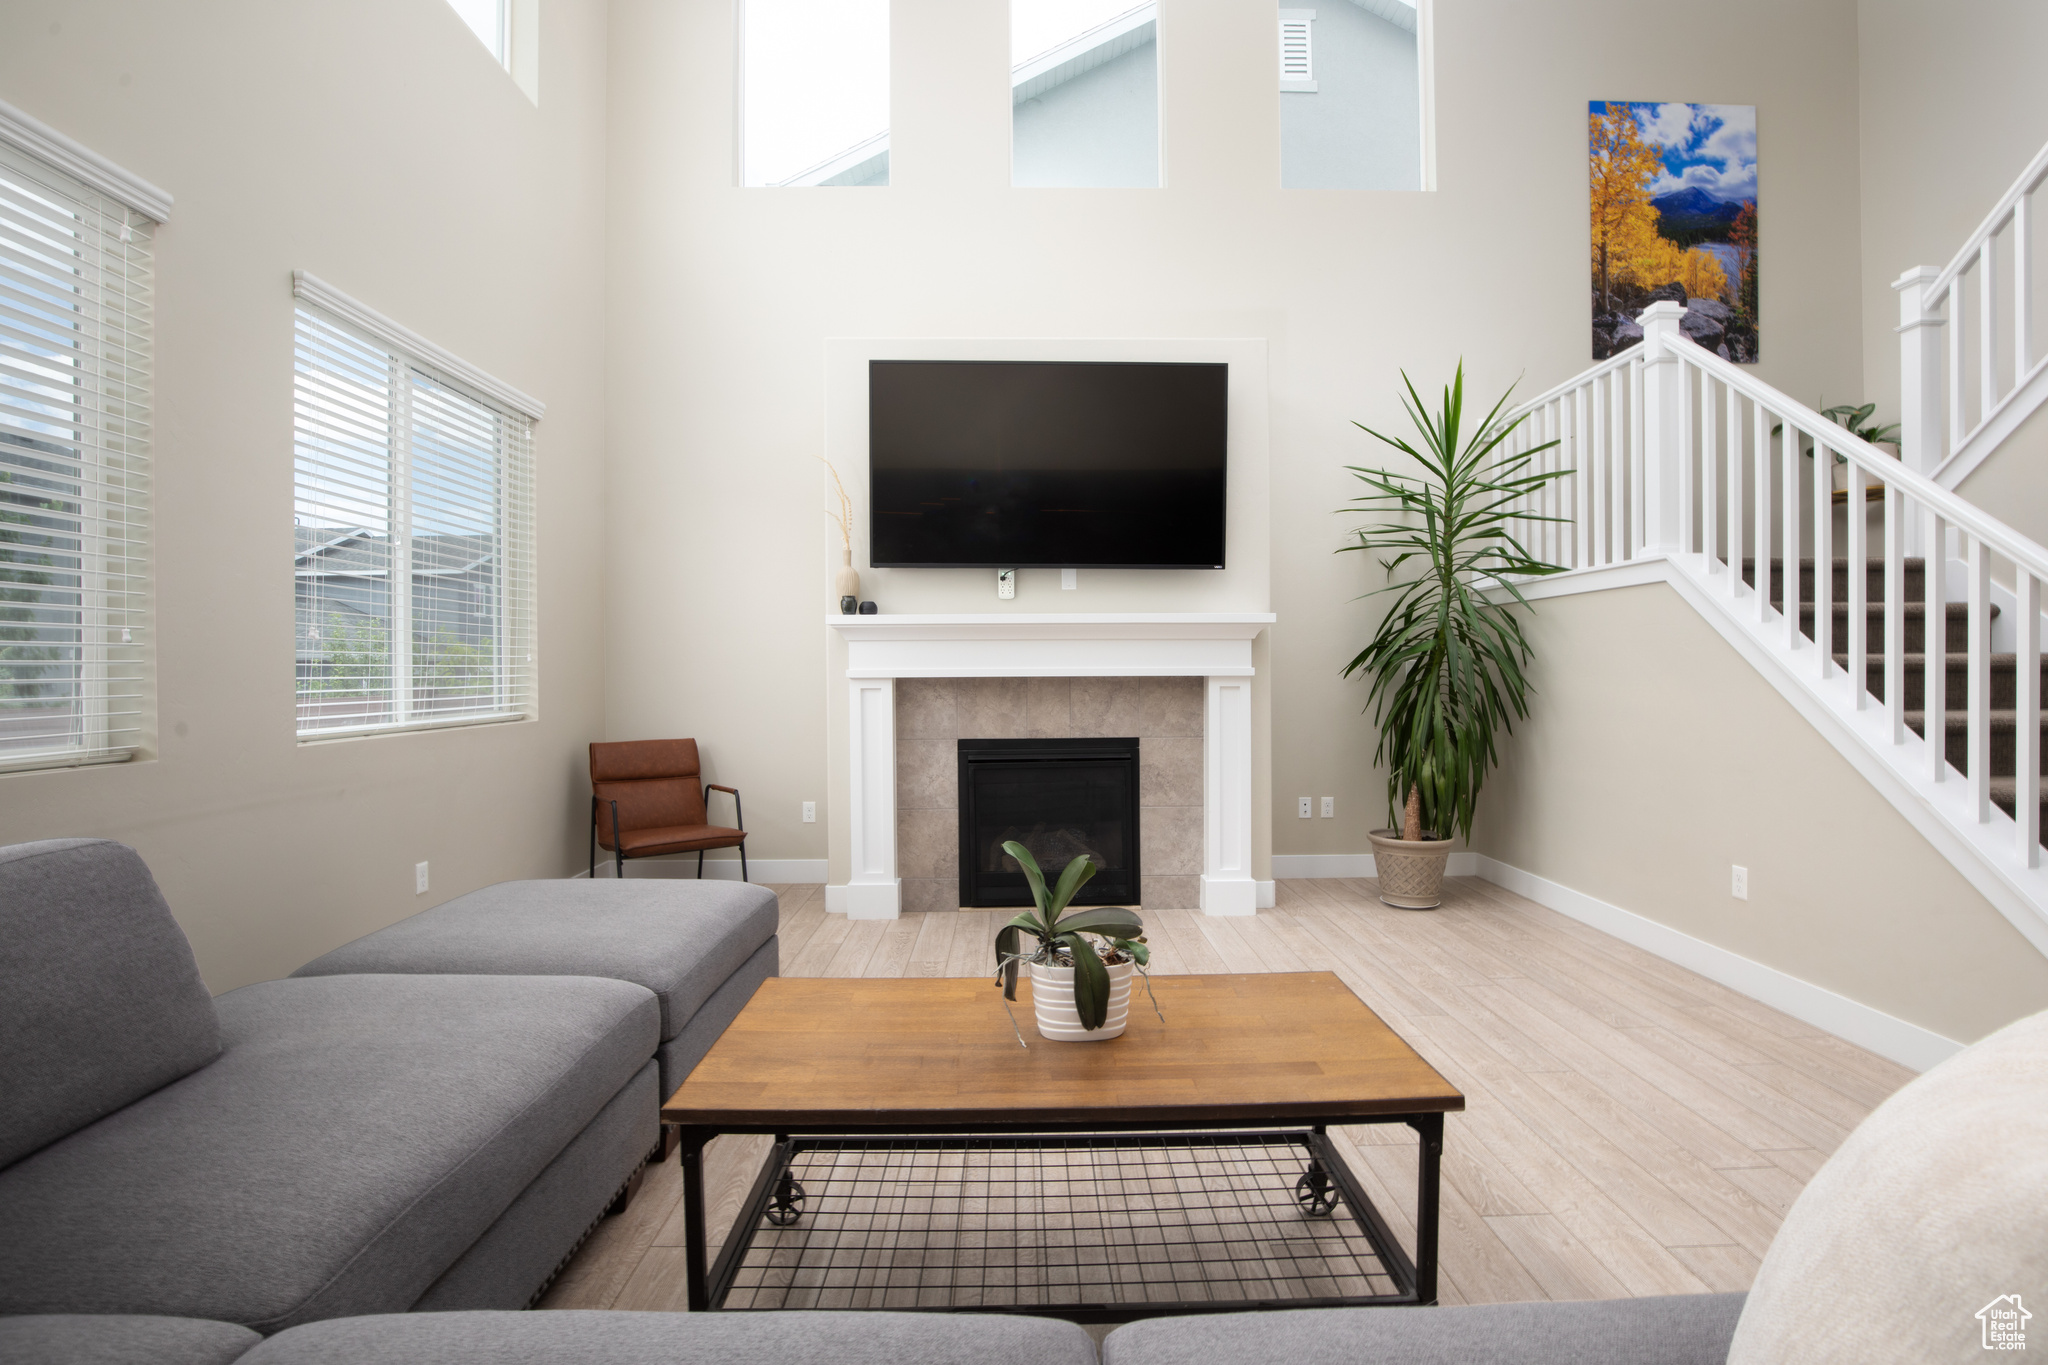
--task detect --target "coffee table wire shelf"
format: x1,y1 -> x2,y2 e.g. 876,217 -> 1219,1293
709,1129 -> 1418,1318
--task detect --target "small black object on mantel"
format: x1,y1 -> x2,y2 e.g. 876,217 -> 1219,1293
858,601 -> 878,615
839,596 -> 858,615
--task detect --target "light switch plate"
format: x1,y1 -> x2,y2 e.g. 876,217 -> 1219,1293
1320,797 -> 1334,818
1061,568 -> 1077,590
1732,865 -> 1749,900
1297,796 -> 1313,819
415,861 -> 430,895
802,801 -> 816,823
997,568 -> 1015,599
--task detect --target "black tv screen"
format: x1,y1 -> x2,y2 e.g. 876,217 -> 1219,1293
868,360 -> 1227,569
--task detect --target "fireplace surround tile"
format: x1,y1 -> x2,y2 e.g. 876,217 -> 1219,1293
894,676 -> 1204,913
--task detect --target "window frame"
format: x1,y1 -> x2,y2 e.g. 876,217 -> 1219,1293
0,99 -> 169,775
290,273 -> 542,744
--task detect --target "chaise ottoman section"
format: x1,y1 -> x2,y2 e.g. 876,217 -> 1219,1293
0,1314 -> 261,1365
291,879 -> 779,1096
0,973 -> 658,1334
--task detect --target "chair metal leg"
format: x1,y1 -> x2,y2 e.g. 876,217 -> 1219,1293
739,841 -> 748,883
611,800 -> 624,880
588,798 -> 597,879
697,850 -> 705,879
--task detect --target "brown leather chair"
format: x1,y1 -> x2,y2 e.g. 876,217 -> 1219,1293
589,738 -> 747,881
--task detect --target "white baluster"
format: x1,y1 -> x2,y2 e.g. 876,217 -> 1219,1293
1813,432 -> 1833,679
1727,382 -> 1743,598
1981,240 -> 1999,419
1754,397 -> 1772,621
1949,276 -> 1967,448
1631,356 -> 1646,557
1968,538 -> 1992,821
1847,459 -> 1867,707
1927,508 -> 1949,784
1701,374 -> 1719,574
1885,485 -> 1906,744
1591,375 -> 1608,567
1679,359 -> 1695,556
1784,412 -> 1802,653
2018,570 -> 2041,867
1609,369 -> 1624,565
2016,194 -> 2033,379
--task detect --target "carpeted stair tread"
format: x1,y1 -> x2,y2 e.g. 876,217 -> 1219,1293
1837,653 -> 2047,711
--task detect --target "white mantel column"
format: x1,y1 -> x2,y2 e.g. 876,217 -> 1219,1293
1201,675 -> 1256,916
844,677 -> 900,919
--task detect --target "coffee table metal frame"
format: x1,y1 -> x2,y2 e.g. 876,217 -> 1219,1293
673,1108 -> 1444,1322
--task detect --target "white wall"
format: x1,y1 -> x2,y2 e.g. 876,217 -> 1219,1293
1474,582 -> 2048,1045
0,0 -> 612,991
604,0 -> 1868,883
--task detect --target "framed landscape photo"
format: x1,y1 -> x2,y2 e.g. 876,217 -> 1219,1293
1590,101 -> 1757,362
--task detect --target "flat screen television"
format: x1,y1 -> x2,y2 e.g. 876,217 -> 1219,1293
868,360 -> 1227,569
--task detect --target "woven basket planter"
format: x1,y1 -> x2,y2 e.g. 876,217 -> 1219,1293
1029,959 -> 1134,1041
1367,830 -> 1457,910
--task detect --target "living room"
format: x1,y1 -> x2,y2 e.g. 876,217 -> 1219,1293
3,1 -> 2046,1362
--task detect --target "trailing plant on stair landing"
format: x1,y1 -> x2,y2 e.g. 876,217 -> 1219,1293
1339,364 -> 1569,907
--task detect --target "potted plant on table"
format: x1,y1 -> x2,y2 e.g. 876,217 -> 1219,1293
993,842 -> 1156,1041
1340,363 -> 1568,909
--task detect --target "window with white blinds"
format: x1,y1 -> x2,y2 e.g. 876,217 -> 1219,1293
292,286 -> 537,739
0,136 -> 154,773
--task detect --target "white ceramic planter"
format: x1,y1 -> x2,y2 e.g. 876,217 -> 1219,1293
1030,959 -> 1133,1041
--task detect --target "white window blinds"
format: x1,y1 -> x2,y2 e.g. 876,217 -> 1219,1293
1279,10 -> 1316,91
0,137 -> 154,772
292,287 -> 537,739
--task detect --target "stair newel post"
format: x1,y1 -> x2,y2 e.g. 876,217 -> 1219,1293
1894,266 -> 1945,559
1637,302 -> 1687,556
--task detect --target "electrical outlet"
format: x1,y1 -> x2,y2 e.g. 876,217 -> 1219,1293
1297,796 -> 1313,819
802,801 -> 817,823
996,568 -> 1016,599
1321,797 -> 1334,818
415,861 -> 430,895
1731,865 -> 1749,900
1061,568 -> 1077,590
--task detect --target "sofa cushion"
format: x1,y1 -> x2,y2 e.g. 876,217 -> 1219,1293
1102,1294 -> 1748,1365
0,974 -> 658,1334
0,839 -> 222,1169
0,1314 -> 260,1365
239,1309 -> 1099,1365
1727,1006 -> 2048,1365
290,878 -> 778,1041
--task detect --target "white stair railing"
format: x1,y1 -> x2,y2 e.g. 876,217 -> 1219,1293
1896,138 -> 2048,488
1503,302 -> 2048,943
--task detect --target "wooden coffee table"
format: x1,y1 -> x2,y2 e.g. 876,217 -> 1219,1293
662,971 -> 1462,1320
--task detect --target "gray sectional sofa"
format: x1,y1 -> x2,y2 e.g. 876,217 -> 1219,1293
0,838 -> 776,1336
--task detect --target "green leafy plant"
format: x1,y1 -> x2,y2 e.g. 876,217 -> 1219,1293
1775,402 -> 1900,465
993,842 -> 1157,1032
1339,363 -> 1569,844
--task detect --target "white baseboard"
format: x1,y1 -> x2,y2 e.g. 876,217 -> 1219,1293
573,857 -> 827,883
1256,880 -> 1276,909
1271,852 -> 1482,879
1271,849 -> 1960,1071
1472,856 -> 1962,1072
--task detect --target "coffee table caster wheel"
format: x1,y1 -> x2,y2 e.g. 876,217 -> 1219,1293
765,1177 -> 806,1226
1295,1167 -> 1340,1218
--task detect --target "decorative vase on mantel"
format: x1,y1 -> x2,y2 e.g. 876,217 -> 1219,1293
834,548 -> 861,614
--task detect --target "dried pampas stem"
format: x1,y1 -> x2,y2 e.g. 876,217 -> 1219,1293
817,456 -> 852,552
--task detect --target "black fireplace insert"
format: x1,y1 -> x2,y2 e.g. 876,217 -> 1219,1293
957,737 -> 1140,908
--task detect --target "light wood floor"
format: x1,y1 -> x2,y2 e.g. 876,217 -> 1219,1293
538,876 -> 1912,1313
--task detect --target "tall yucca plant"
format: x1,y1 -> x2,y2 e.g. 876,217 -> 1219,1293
1340,364 -> 1569,844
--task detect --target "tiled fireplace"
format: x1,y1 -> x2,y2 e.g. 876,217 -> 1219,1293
827,613 -> 1274,919
897,678 -> 1203,913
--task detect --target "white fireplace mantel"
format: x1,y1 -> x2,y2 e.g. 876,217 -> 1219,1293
828,612 -> 1274,921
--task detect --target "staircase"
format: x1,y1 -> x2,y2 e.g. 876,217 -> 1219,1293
1748,558 -> 2048,843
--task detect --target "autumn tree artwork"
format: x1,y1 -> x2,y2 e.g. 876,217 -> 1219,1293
1590,101 -> 1757,363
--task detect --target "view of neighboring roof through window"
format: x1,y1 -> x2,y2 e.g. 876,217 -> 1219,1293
1278,0 -> 1425,190
1013,0 -> 1160,188
447,0 -> 509,67
741,0 -> 890,187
